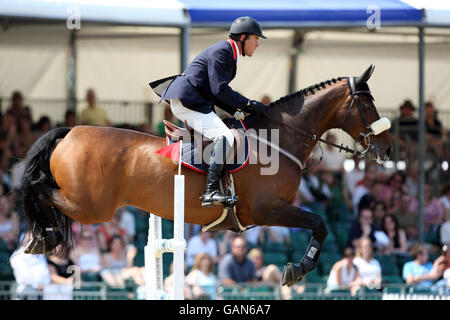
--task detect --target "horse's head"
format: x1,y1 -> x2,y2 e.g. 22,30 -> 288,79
337,65 -> 392,163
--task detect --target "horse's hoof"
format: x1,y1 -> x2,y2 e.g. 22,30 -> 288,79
281,262 -> 305,287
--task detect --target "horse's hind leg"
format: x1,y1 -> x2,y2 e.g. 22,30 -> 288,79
254,200 -> 328,287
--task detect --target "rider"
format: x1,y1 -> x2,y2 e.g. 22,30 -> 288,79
156,16 -> 268,207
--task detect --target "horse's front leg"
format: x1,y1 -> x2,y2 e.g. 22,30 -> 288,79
254,200 -> 328,287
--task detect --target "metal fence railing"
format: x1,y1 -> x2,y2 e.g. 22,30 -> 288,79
1,281 -> 449,300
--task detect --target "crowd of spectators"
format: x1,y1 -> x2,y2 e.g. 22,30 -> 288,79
0,91 -> 449,299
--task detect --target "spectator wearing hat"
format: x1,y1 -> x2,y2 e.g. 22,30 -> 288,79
390,100 -> 418,160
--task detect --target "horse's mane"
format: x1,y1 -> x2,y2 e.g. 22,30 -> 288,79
269,77 -> 345,108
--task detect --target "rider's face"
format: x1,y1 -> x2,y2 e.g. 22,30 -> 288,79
241,34 -> 259,57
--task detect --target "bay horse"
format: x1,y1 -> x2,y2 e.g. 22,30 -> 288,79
20,65 -> 391,286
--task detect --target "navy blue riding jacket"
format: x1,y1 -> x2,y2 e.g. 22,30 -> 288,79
158,40 -> 249,115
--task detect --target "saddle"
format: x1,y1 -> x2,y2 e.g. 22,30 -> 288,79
162,118 -> 249,174
161,118 -> 249,233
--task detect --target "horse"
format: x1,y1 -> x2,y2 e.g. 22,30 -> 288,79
20,65 -> 391,286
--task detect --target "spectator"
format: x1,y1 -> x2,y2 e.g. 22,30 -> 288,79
438,182 -> 450,221
10,232 -> 51,299
35,115 -> 52,139
372,201 -> 387,229
404,162 -> 419,197
382,172 -> 406,209
326,247 -> 361,296
420,184 -> 446,233
97,214 -> 129,252
247,247 -> 303,299
425,101 -> 446,159
343,155 -> 365,200
13,114 -> 36,159
185,253 -> 218,299
7,91 -> 27,120
186,231 -> 218,268
301,170 -> 332,204
0,110 -> 18,154
352,162 -> 378,217
402,244 -> 442,289
248,247 -> 282,283
80,88 -> 111,127
163,262 -> 192,299
0,149 -> 12,190
391,192 -> 418,242
353,237 -> 382,289
347,207 -> 377,249
117,207 -> 136,243
63,110 -> 77,128
71,223 -> 97,247
432,244 -> 449,280
218,236 -> 256,285
70,231 -> 102,280
380,214 -> 408,255
389,100 -> 418,159
46,245 -> 76,285
0,195 -> 19,250
100,235 -> 139,288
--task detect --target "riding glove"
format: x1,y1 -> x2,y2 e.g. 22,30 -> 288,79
244,100 -> 267,114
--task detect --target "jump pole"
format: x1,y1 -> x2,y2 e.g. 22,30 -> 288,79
145,141 -> 185,300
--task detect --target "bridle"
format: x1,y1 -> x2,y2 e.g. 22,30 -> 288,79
262,77 -> 390,164
338,76 -> 381,157
261,77 -> 383,159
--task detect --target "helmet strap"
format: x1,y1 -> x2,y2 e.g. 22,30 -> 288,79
239,33 -> 249,57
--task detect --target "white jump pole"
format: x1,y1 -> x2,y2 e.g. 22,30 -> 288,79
145,141 -> 185,300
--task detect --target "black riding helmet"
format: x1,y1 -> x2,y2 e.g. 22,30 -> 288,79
229,16 -> 266,57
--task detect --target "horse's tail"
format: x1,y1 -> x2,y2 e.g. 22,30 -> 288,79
21,127 -> 73,255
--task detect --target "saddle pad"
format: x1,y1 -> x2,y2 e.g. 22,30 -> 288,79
158,118 -> 250,174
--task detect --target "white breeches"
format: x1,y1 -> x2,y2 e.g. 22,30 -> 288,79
170,99 -> 235,147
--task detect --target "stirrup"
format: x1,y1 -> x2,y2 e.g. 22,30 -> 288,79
200,190 -> 232,208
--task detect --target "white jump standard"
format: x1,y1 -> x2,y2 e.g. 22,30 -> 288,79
145,141 -> 186,300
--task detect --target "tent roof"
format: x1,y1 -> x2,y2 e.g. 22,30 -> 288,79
180,0 -> 423,28
0,0 -> 189,27
401,0 -> 450,27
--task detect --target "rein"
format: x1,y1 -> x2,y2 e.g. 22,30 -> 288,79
262,112 -> 363,157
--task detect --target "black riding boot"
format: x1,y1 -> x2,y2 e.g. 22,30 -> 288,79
200,136 -> 232,207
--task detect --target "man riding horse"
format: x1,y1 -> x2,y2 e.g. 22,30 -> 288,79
152,16 -> 268,208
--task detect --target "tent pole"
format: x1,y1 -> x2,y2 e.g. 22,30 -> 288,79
417,26 -> 425,243
180,24 -> 190,73
288,30 -> 304,94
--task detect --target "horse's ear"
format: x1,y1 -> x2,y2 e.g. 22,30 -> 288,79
355,65 -> 375,88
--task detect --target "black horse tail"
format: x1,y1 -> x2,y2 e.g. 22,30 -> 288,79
21,127 -> 73,255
